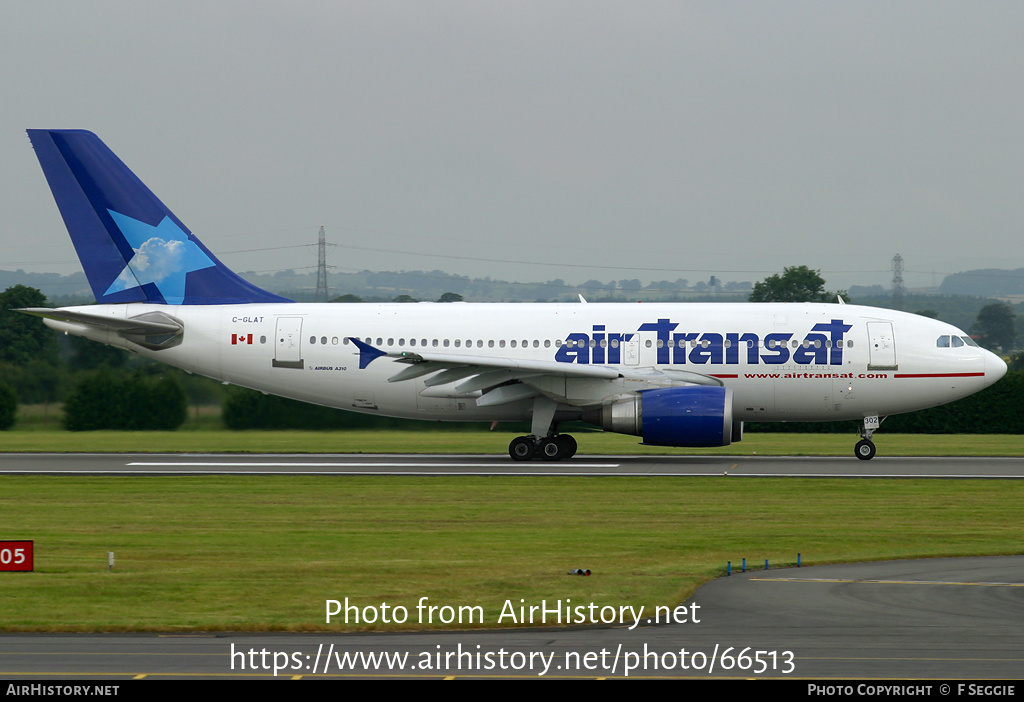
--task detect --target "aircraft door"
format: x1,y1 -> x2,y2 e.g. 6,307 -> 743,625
866,321 -> 898,371
622,335 -> 641,366
629,331 -> 658,366
273,317 -> 304,369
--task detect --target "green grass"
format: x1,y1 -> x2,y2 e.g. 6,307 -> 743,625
3,407 -> 1022,631
1,475 -> 1022,632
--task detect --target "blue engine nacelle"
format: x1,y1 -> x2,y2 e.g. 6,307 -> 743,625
595,386 -> 740,447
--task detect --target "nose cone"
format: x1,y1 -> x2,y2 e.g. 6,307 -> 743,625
985,349 -> 1008,386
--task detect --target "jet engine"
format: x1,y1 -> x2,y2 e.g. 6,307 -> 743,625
591,386 -> 740,447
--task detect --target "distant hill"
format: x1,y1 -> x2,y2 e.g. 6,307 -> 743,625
847,293 -> 1014,334
940,269 -> 1024,297
0,269 -> 91,304
234,269 -> 750,303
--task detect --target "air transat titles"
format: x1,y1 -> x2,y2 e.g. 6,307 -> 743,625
555,318 -> 854,366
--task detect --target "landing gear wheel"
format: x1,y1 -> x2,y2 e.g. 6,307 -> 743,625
539,437 -> 564,461
556,434 -> 577,459
509,436 -> 535,461
855,439 -> 876,461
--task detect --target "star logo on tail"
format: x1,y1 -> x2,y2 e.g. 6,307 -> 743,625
104,210 -> 216,304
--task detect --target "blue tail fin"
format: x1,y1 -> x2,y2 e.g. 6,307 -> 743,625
28,129 -> 290,305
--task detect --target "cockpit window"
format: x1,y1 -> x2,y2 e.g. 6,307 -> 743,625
937,334 -> 980,348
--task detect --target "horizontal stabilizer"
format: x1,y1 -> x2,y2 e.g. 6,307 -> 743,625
19,307 -> 180,335
19,307 -> 184,350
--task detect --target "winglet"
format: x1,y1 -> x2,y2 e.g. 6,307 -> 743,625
347,337 -> 387,369
27,129 -> 291,305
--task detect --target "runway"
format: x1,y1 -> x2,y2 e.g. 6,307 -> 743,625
2,453 -> 1023,679
3,452 -> 1024,478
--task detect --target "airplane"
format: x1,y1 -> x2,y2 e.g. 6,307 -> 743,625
21,129 -> 1007,461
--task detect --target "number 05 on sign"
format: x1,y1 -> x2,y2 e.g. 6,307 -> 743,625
0,541 -> 33,572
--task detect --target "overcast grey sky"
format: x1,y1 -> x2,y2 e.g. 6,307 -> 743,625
2,1 -> 1023,292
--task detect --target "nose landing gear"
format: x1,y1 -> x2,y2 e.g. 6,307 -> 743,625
855,414 -> 880,460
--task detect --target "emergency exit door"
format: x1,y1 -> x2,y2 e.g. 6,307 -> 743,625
866,321 -> 897,371
273,317 -> 304,369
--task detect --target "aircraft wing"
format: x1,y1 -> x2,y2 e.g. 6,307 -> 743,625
348,337 -> 722,408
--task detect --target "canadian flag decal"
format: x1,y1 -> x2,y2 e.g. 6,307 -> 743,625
232,333 -> 253,345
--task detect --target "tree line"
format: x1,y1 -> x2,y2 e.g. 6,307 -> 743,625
0,284 -> 195,430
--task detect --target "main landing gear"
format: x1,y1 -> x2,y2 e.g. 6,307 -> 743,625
508,396 -> 577,461
855,414 -> 880,460
509,434 -> 578,462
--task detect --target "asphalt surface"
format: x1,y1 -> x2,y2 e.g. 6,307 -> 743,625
2,452 -> 1024,477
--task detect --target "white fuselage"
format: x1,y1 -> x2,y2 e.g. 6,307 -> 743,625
44,301 -> 1006,426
